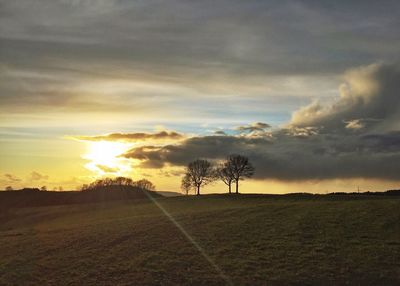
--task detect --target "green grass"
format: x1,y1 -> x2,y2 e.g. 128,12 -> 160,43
1,194 -> 400,285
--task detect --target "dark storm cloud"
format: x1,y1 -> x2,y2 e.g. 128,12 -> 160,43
361,132 -> 400,153
122,63 -> 400,180
122,131 -> 400,180
123,136 -> 273,169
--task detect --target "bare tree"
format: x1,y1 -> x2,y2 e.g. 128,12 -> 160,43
184,159 -> 214,195
181,174 -> 192,195
228,154 -> 255,194
215,162 -> 235,194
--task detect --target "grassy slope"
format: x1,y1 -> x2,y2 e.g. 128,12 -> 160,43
0,194 -> 399,285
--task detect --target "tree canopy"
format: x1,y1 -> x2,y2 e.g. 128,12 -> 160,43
81,177 -> 156,192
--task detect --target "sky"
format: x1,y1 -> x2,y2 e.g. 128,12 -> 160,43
1,0 -> 399,193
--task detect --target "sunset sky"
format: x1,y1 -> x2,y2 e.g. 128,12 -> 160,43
1,0 -> 399,193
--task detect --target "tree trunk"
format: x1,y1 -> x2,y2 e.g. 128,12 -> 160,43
197,185 -> 200,195
235,180 -> 239,194
228,183 -> 231,194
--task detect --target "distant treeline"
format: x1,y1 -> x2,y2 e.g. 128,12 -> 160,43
80,177 -> 156,192
328,190 -> 400,196
3,177 -> 157,193
3,188 -> 400,196
0,179 -> 161,209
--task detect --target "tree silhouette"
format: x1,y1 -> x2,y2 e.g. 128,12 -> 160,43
80,177 -> 156,192
228,154 -> 255,194
80,184 -> 89,191
184,159 -> 214,195
135,179 -> 156,191
215,162 -> 235,194
181,174 -> 192,195
115,177 -> 133,186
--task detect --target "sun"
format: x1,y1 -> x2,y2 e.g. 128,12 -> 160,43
86,141 -> 127,165
83,141 -> 132,176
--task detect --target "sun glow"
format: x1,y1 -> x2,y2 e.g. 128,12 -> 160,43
83,141 -> 132,176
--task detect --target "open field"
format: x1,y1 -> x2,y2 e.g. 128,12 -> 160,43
1,193 -> 400,285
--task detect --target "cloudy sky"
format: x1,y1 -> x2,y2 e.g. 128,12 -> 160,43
1,0 -> 399,193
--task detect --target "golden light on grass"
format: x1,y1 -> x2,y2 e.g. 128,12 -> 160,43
83,141 -> 132,176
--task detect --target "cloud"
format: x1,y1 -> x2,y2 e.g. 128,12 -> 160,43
1,1 -> 399,120
284,126 -> 320,138
4,173 -> 21,182
30,171 -> 49,181
236,122 -> 271,133
290,63 -> 400,133
122,131 -> 400,181
344,118 -> 382,131
72,131 -> 184,142
344,119 -> 365,130
121,63 -> 400,181
2,1 -> 399,77
158,169 -> 186,178
214,130 -> 227,136
96,165 -> 119,173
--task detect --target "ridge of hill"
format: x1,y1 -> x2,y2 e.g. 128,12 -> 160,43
0,186 -> 161,209
1,188 -> 399,210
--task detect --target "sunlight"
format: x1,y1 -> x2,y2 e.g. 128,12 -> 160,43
83,141 -> 132,176
143,191 -> 233,285
86,141 -> 127,165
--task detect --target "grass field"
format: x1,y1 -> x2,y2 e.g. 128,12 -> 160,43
1,194 -> 400,285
